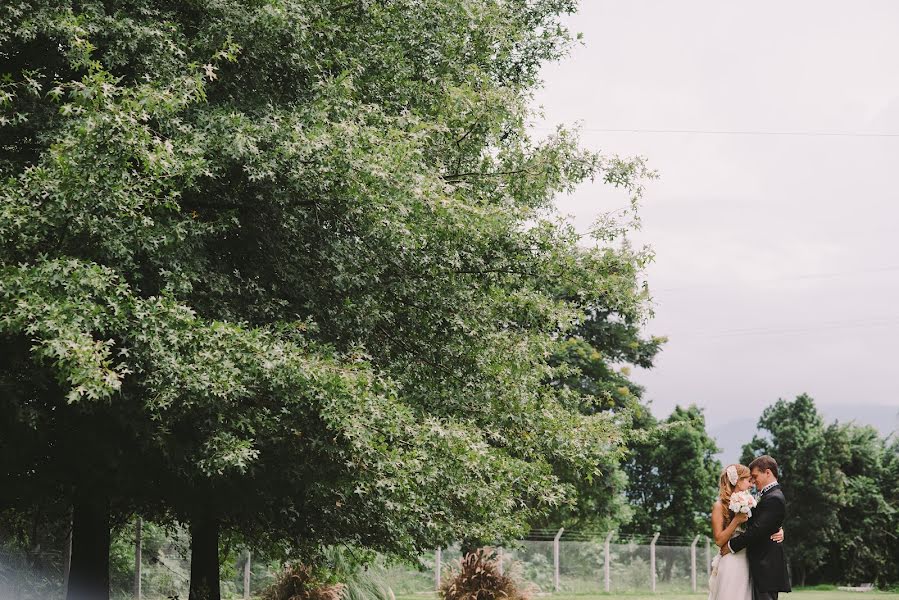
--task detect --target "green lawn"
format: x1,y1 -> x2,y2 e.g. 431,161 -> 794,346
399,592 -> 899,600
532,593 -> 899,600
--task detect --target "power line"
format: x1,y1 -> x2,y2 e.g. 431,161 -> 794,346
531,126 -> 899,138
656,265 -> 899,293
673,316 -> 899,340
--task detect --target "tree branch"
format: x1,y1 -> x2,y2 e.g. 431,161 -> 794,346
442,168 -> 533,182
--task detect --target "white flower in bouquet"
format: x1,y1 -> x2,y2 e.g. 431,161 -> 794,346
728,490 -> 757,517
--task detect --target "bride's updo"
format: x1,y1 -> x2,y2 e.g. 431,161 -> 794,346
719,464 -> 750,527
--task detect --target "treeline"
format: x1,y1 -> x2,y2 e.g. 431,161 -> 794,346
542,339 -> 898,588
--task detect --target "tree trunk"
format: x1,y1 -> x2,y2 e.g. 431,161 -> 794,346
66,497 -> 110,600
188,515 -> 221,600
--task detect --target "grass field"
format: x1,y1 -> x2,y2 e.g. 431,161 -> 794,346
398,592 -> 899,600
547,593 -> 899,600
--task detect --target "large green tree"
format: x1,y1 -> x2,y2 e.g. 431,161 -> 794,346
0,1 -> 656,599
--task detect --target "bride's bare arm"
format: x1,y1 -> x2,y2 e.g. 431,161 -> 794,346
711,501 -> 748,547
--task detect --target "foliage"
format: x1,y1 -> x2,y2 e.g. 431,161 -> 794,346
262,563 -> 346,600
822,423 -> 898,586
440,549 -> 531,600
0,503 -> 70,599
535,312 -> 665,532
109,525 -> 136,594
0,4 -> 661,600
622,405 -> 721,541
617,403 -> 722,585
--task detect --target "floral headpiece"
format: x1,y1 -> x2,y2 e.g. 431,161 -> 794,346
726,465 -> 739,486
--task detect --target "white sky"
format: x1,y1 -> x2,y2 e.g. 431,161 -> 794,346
533,0 -> 899,445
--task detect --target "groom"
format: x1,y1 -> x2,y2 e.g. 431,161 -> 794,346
721,455 -> 792,600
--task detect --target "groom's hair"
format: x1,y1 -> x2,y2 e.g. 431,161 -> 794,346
749,455 -> 779,478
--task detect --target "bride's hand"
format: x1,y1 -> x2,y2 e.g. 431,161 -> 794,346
771,527 -> 785,543
733,512 -> 749,525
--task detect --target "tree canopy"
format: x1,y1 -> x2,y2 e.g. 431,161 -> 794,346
622,405 -> 721,540
0,1 -> 656,598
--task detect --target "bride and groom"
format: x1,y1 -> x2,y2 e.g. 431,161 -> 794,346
708,455 -> 792,600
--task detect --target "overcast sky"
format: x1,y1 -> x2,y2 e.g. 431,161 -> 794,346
533,0 -> 899,453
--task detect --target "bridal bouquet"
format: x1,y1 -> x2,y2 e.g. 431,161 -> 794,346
729,490 -> 757,517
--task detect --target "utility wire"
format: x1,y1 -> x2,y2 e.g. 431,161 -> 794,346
673,316 -> 899,340
531,126 -> 899,138
656,265 -> 899,293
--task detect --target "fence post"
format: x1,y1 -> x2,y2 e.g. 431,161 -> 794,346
435,547 -> 442,591
690,535 -> 700,592
650,533 -> 660,593
497,547 -> 504,575
243,550 -> 251,600
553,528 -> 564,592
603,532 -> 613,593
705,537 -> 711,577
133,517 -> 142,600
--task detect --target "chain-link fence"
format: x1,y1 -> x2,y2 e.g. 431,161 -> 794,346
1,526 -> 713,599
387,531 -> 714,597
0,524 -> 280,600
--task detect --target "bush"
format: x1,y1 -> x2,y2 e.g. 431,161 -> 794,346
262,563 -> 346,600
440,549 -> 531,600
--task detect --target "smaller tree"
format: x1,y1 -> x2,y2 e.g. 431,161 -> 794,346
622,405 -> 721,580
440,549 -> 532,600
820,423 -> 897,586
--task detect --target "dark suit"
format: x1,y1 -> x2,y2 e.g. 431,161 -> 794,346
729,483 -> 792,600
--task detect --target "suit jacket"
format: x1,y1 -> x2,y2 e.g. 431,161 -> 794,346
729,484 -> 792,592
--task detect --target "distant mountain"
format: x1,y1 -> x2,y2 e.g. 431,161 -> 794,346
817,403 -> 899,437
710,404 -> 897,464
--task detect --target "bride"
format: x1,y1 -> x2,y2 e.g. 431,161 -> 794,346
708,464 -> 784,600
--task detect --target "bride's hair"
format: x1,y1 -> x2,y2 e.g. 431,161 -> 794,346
719,464 -> 750,528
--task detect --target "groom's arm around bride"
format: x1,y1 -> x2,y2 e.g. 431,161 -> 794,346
724,455 -> 792,600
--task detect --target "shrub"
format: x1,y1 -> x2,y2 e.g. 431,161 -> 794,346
262,563 -> 346,600
440,549 -> 531,600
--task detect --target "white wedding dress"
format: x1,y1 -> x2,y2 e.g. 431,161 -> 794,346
707,526 -> 752,600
